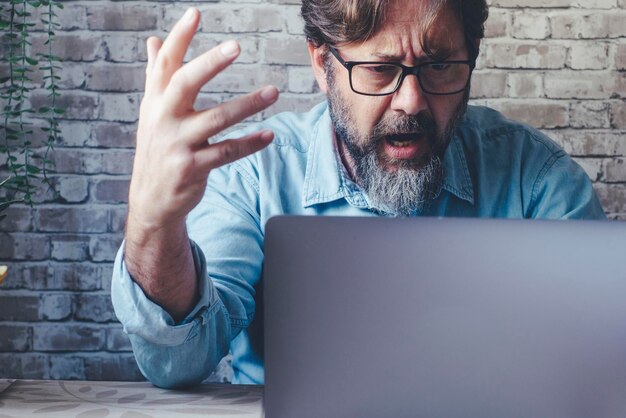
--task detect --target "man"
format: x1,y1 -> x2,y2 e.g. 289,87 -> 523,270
112,0 -> 606,388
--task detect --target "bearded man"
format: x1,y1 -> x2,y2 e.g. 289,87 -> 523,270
111,0 -> 605,388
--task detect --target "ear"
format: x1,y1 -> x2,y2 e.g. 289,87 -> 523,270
308,41 -> 329,94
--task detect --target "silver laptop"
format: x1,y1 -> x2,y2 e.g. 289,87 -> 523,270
263,216 -> 626,418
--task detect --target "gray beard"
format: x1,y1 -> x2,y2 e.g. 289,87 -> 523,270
326,65 -> 468,217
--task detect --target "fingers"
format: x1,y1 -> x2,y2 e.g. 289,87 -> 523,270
195,130 -> 275,172
165,40 -> 241,109
145,36 -> 163,84
150,8 -> 200,92
183,85 -> 280,146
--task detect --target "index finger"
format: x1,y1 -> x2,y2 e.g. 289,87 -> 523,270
149,8 -> 200,92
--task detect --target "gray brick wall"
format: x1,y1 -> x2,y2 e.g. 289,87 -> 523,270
0,0 -> 624,382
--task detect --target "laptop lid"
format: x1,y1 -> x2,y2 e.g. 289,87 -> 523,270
263,216 -> 626,418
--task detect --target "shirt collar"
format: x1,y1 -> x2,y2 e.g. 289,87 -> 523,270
302,101 -> 475,208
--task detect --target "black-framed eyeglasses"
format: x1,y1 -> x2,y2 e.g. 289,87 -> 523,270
328,46 -> 475,97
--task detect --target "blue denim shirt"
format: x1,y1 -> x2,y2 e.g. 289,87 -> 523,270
111,102 -> 606,388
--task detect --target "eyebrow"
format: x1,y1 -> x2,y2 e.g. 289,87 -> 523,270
370,47 -> 456,62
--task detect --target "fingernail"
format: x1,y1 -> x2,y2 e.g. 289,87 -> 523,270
184,8 -> 196,22
260,130 -> 274,141
220,40 -> 239,58
260,86 -> 279,103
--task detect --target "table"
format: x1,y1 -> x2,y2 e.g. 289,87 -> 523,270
0,379 -> 263,417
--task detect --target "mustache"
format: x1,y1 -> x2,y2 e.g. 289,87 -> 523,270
372,112 -> 437,139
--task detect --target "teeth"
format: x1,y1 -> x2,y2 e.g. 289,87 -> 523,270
388,139 -> 412,147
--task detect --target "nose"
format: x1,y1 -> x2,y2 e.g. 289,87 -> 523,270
390,74 -> 428,116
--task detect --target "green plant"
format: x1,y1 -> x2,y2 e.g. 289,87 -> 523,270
0,0 -> 64,222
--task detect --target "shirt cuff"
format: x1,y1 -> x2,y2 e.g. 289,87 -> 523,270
110,239 -> 215,347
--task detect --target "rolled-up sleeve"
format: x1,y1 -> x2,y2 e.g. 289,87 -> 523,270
111,156 -> 264,388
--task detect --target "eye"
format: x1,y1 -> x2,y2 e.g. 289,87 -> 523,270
429,63 -> 451,72
364,64 -> 398,74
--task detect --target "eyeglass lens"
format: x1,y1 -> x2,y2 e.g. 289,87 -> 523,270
350,62 -> 471,95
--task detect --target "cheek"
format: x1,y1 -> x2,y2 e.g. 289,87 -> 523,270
353,97 -> 392,135
428,96 -> 463,135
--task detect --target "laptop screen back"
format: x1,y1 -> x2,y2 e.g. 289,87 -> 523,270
264,216 -> 626,418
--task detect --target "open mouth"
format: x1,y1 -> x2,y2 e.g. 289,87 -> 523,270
384,133 -> 424,147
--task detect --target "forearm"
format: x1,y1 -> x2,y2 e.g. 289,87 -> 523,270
124,214 -> 199,322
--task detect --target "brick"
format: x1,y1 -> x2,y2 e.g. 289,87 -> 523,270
610,101 -> 626,128
102,150 -> 135,175
0,354 -> 48,379
572,158 -> 603,182
470,71 -> 507,98
1,206 -> 34,232
264,36 -> 310,65
549,130 -> 626,156
0,233 -> 15,259
59,62 -> 88,90
49,356 -> 85,380
75,293 -> 117,323
209,65 -> 288,93
11,233 -> 51,261
550,11 -> 626,39
92,179 -> 130,204
0,325 -> 32,351
570,102 -> 610,129
89,234 -> 123,263
507,72 -> 543,98
33,324 -> 106,351
605,158 -> 626,182
40,293 -> 73,321
512,13 -> 549,40
110,206 -> 128,233
106,327 -> 133,352
595,184 -> 626,212
288,66 -> 317,93
489,0 -> 571,6
545,71 -> 625,99
568,42 -> 609,70
616,44 -> 626,70
100,264 -> 114,293
37,207 -> 109,233
31,91 -> 99,121
31,33 -> 103,62
84,354 -> 145,381
51,235 -> 90,261
51,149 -> 102,174
281,5 -> 303,35
187,35 -> 261,65
262,93 -> 325,118
92,123 -> 137,148
0,295 -> 39,321
87,5 -> 158,31
573,0 -> 618,7
55,4 -> 87,31
58,176 -> 89,203
58,121 -> 92,148
13,264 -> 51,290
487,99 -> 569,128
485,42 -> 567,69
49,263 -> 102,291
102,35 -> 141,63
194,5 -> 282,33
98,93 -> 141,123
85,64 -> 145,92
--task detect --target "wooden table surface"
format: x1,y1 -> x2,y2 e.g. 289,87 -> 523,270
0,379 -> 263,417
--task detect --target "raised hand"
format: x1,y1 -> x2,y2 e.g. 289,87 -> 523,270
124,8 -> 279,320
128,7 -> 279,232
